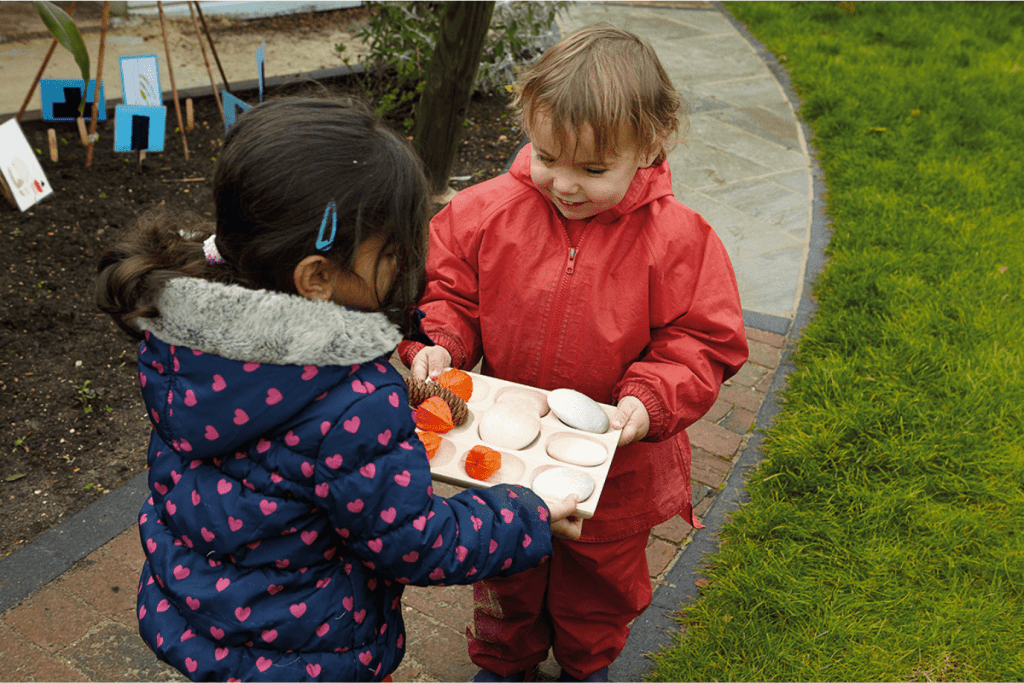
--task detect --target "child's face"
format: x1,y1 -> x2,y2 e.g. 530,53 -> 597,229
528,113 -> 656,220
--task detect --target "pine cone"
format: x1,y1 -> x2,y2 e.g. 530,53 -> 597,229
405,375 -> 469,426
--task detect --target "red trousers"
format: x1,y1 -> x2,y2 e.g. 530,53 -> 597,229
468,531 -> 652,679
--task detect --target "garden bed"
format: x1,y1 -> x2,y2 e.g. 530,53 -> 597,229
0,74 -> 522,559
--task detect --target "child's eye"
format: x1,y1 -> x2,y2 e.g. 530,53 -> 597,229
585,167 -> 607,176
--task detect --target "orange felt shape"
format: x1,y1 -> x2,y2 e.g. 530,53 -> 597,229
464,445 -> 502,481
415,396 -> 454,433
437,368 -> 473,402
418,431 -> 442,460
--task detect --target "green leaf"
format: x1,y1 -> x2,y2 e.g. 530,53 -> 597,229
35,1 -> 90,115
5,473 -> 26,482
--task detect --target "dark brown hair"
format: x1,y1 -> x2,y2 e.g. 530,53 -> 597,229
513,24 -> 686,163
96,96 -> 429,339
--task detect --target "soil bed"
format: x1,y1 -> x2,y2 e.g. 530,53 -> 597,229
1,62 -> 521,559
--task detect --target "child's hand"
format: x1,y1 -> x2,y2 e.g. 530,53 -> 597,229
546,494 -> 582,540
411,345 -> 453,380
612,396 -> 650,446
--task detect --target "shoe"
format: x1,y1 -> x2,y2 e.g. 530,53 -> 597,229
471,665 -> 539,682
557,666 -> 609,682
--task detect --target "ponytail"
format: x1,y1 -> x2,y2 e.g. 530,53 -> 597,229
95,210 -> 223,338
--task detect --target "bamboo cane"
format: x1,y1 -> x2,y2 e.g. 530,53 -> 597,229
194,2 -> 232,94
157,1 -> 189,160
17,2 -> 79,122
85,1 -> 110,168
188,1 -> 223,121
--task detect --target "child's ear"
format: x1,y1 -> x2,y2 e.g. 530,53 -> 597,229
293,255 -> 338,302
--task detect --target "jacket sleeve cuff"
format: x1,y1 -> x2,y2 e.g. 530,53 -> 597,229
425,328 -> 471,370
397,340 -> 426,369
396,330 -> 471,371
615,381 -> 668,442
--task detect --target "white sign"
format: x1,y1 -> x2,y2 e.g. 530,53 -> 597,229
120,54 -> 162,107
0,119 -> 54,212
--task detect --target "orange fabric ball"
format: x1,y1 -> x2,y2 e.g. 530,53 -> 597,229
437,368 -> 473,402
415,396 -> 454,433
465,445 -> 502,481
418,431 -> 442,460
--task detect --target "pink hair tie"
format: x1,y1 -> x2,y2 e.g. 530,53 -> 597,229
203,234 -> 226,265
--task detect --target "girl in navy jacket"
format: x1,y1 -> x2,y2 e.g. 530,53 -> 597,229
96,97 -> 580,682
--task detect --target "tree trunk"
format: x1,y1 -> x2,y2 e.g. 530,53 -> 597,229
413,1 -> 496,196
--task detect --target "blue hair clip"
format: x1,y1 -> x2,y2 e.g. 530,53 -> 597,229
316,200 -> 337,252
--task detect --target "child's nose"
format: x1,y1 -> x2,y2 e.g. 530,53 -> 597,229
552,172 -> 579,196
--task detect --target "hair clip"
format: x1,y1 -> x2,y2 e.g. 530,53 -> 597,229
316,200 -> 337,252
203,234 -> 226,265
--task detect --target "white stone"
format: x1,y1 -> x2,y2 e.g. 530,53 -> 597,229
547,389 -> 610,434
477,403 -> 541,450
546,435 -> 608,467
532,467 -> 595,503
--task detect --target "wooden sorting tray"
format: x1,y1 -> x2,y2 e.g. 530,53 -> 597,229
424,372 -> 621,519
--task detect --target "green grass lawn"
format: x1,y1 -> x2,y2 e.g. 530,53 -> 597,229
649,3 -> 1024,680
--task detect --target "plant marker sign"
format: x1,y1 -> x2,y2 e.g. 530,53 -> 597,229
257,40 -> 266,103
114,105 -> 167,152
119,54 -> 162,107
39,79 -> 107,121
222,91 -> 252,134
0,119 -> 54,211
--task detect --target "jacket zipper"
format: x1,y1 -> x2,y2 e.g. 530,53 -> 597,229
538,224 -> 585,385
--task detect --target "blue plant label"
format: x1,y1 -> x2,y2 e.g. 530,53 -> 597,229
114,105 -> 166,152
40,79 -> 106,121
222,91 -> 252,134
257,40 -> 266,102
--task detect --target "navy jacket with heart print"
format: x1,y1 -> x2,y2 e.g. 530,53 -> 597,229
130,277 -> 554,682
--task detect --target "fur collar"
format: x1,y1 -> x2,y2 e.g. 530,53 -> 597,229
134,277 -> 403,366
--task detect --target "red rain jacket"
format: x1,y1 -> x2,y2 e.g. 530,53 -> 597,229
399,145 -> 748,541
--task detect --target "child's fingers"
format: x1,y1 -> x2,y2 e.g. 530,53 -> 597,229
550,516 -> 583,540
545,493 -> 579,523
612,396 -> 650,446
411,347 -> 451,380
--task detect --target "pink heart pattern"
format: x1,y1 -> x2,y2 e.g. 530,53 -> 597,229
137,346 -> 555,680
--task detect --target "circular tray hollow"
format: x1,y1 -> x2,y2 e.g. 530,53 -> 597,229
477,403 -> 542,450
458,448 -> 526,485
448,409 -> 475,436
467,377 -> 491,403
544,432 -> 609,467
530,466 -> 596,503
428,437 -> 458,469
493,386 -> 550,417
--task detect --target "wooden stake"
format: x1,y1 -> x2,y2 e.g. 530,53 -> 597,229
85,1 -> 111,168
194,2 -> 232,94
139,149 -> 146,172
48,129 -> 58,162
77,117 -> 88,146
17,1 -> 78,122
188,1 -> 223,122
0,174 -> 16,209
186,98 -> 194,131
157,1 -> 189,160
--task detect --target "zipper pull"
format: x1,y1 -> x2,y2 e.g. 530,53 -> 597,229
566,247 -> 578,274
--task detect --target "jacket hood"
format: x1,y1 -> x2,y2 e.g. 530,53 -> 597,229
508,143 -> 674,224
135,277 -> 403,366
134,278 -> 403,458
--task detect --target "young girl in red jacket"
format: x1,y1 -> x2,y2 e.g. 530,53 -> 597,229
398,26 -> 750,682
95,96 -> 580,682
